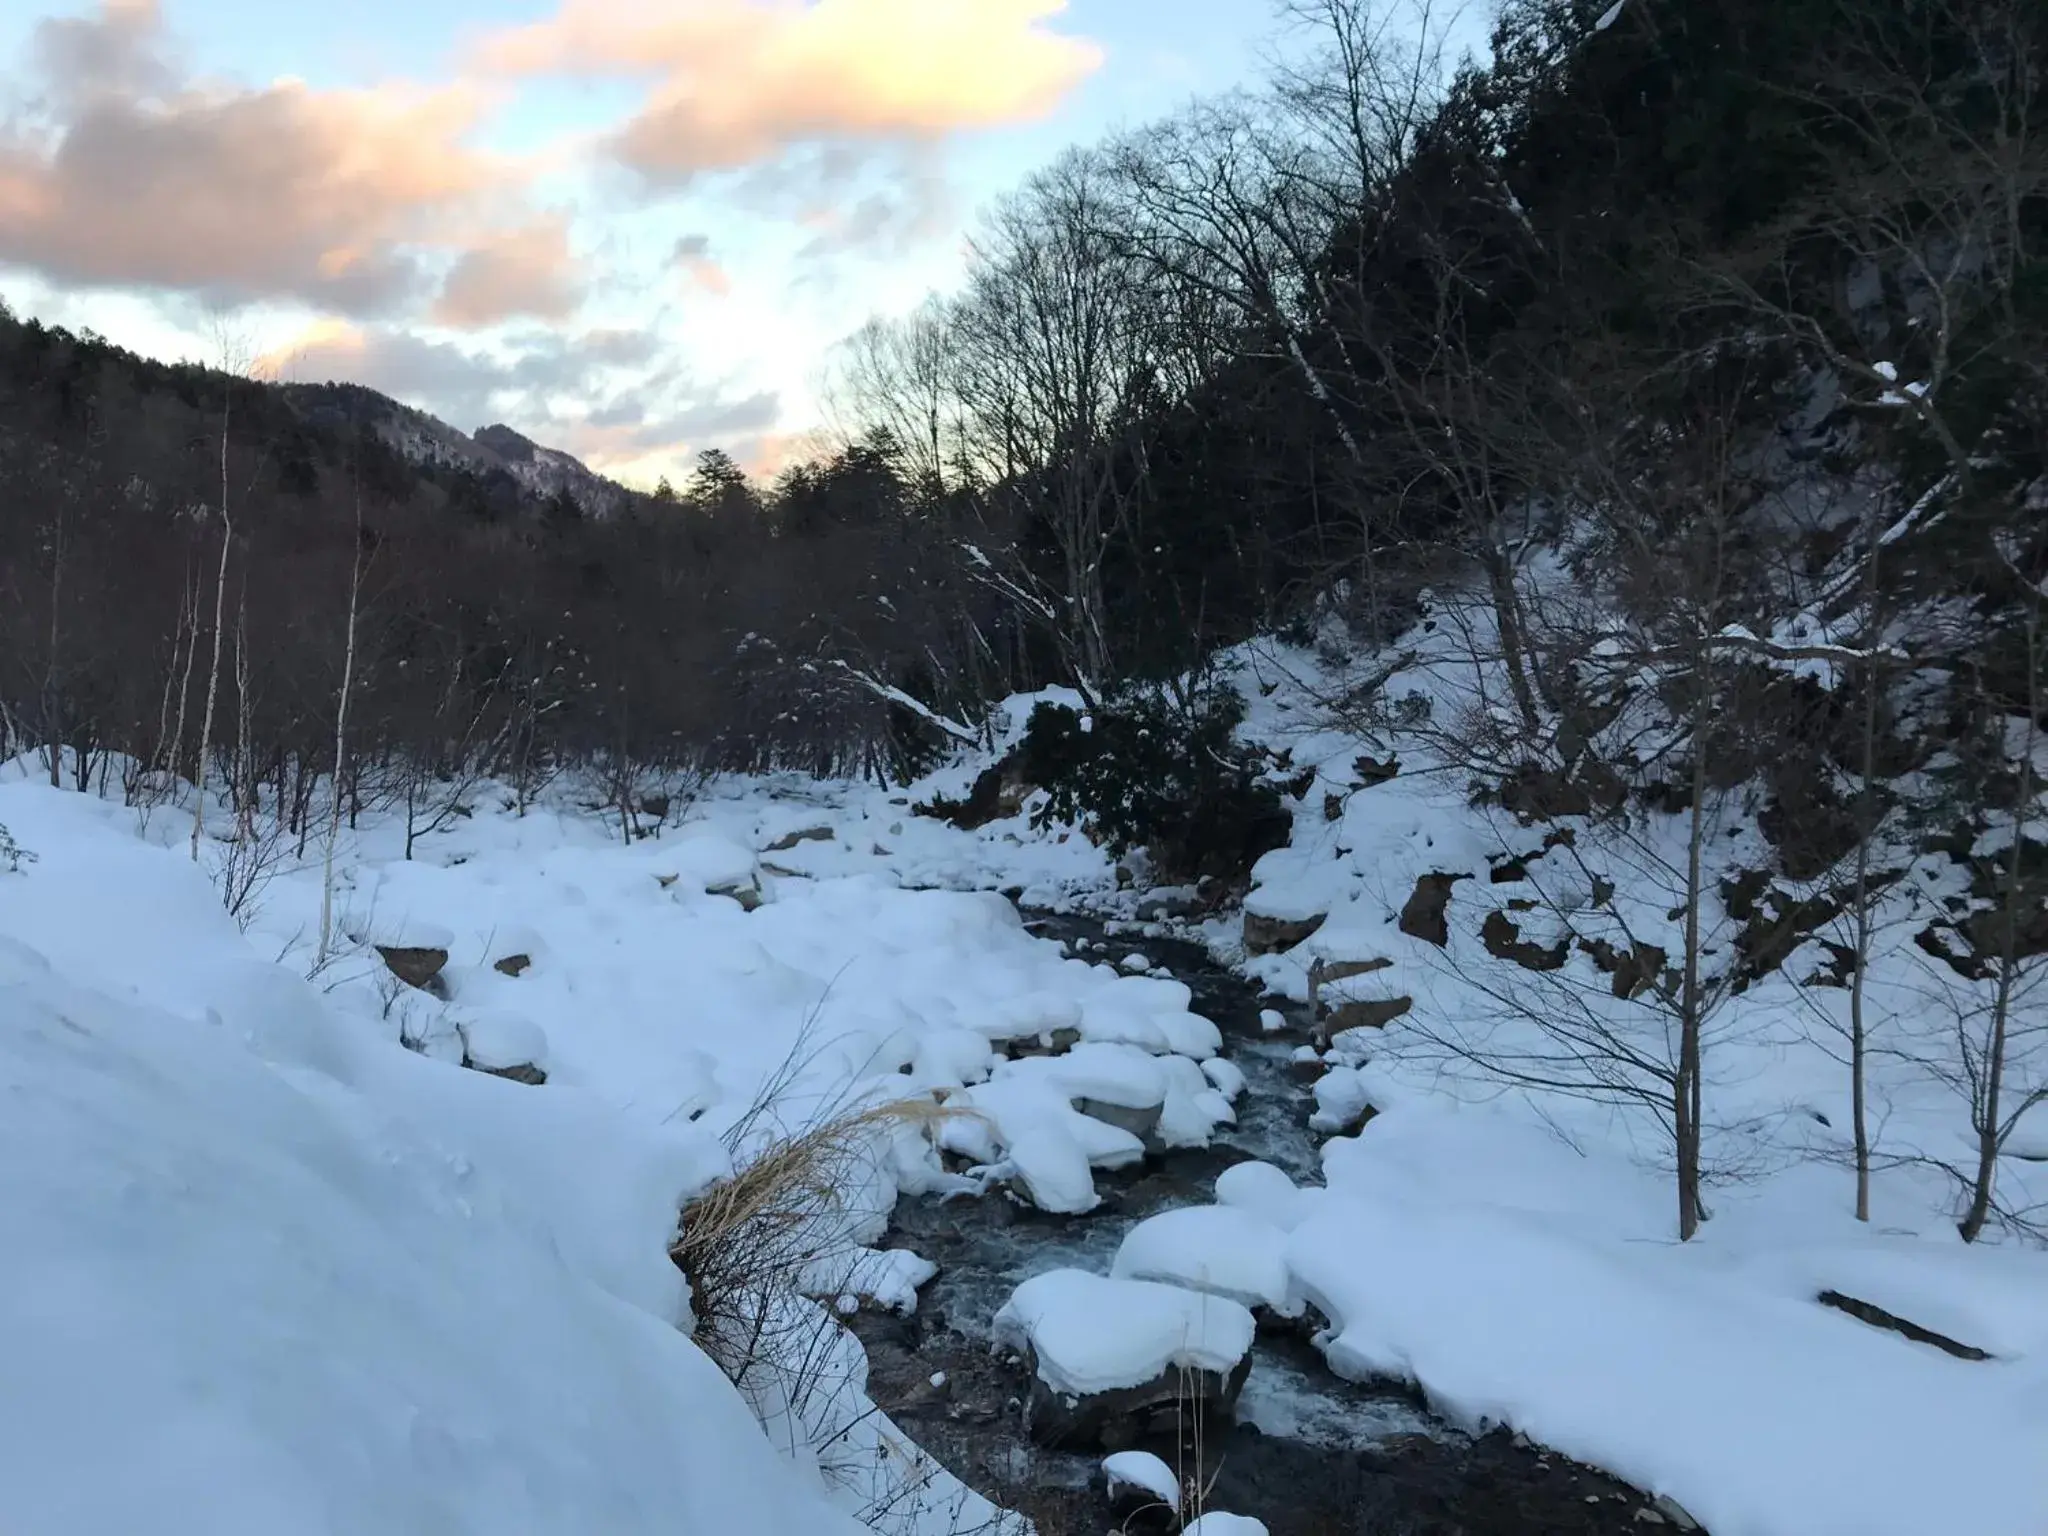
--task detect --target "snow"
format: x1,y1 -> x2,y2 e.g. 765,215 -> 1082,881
1310,1062 -> 1375,1133
0,798 -> 867,1536
1102,1449 -> 1179,1507
1184,1515 -> 1268,1536
1111,1205 -> 1299,1315
1214,1160 -> 1318,1231
1202,1056 -> 1247,1101
458,1010 -> 548,1071
801,1245 -> 939,1315
1171,618 -> 2048,1536
1287,1103 -> 2048,1536
7,604 -> 2047,1536
992,1269 -> 1257,1398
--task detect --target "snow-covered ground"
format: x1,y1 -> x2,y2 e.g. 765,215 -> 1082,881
1184,605 -> 2048,1536
0,699 -> 1187,1536
3,614 -> 2045,1536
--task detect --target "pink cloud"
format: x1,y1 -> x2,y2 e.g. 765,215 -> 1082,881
433,216 -> 583,328
673,233 -> 732,296
0,3 -> 555,320
479,0 -> 1104,182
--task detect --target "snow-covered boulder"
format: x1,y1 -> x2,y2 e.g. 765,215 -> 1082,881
1110,1205 -> 1299,1316
1103,1449 -> 1179,1513
458,1012 -> 550,1085
992,1269 -> 1256,1447
1213,1161 -> 1318,1233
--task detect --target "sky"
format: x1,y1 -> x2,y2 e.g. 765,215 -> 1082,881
0,0 -> 1306,485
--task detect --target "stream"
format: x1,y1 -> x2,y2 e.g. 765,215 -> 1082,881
849,911 -> 1688,1536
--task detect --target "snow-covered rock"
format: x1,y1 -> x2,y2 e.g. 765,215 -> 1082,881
993,1269 -> 1256,1445
1110,1205 -> 1299,1315
1103,1449 -> 1180,1510
459,1011 -> 550,1080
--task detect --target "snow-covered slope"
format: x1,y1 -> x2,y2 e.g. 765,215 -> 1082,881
0,786 -> 865,1536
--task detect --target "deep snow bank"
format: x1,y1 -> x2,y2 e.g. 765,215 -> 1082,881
0,784 -> 864,1536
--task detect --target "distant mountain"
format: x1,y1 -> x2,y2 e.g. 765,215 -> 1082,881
284,384 -> 642,518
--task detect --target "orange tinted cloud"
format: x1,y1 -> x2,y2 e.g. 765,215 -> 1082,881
0,3 -> 535,317
480,0 -> 1103,181
433,216 -> 583,328
674,233 -> 732,296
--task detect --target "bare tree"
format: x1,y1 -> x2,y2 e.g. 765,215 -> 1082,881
189,350 -> 242,861
317,481 -> 367,967
948,150 -> 1167,692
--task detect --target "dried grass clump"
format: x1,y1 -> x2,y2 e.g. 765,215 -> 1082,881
671,1096 -> 959,1377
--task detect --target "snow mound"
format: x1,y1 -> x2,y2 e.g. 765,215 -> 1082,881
458,1010 -> 549,1071
1111,1205 -> 1299,1315
992,1269 -> 1256,1398
1213,1160 -> 1317,1232
0,937 -> 859,1536
1185,1515 -> 1268,1536
1287,1102 -> 2048,1536
1103,1449 -> 1179,1507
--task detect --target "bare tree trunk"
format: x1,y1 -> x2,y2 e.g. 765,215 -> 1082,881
190,391 -> 233,861
1958,599 -> 2040,1242
1847,609 -> 1882,1222
1482,539 -> 1543,734
317,479 -> 365,965
171,565 -> 199,786
232,599 -> 255,843
43,497 -> 65,789
1676,693 -> 1710,1241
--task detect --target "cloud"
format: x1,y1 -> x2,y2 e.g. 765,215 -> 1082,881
260,320 -> 518,429
259,317 -> 784,480
27,0 -> 172,107
480,0 -> 1103,183
0,2 -> 533,318
795,178 -> 953,262
672,233 -> 731,296
433,217 -> 583,328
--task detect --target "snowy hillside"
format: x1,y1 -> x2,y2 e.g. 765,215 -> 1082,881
2,622 -> 2044,1535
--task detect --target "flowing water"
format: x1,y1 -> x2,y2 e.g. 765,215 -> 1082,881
849,912 -> 1690,1536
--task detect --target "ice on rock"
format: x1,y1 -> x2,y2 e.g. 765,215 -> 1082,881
1103,1449 -> 1180,1508
1214,1161 -> 1316,1233
1004,1125 -> 1101,1212
1007,1040 -> 1170,1108
977,992 -> 1083,1048
458,1011 -> 549,1072
799,1245 -> 938,1315
356,913 -> 457,952
949,1073 -> 1148,1196
1201,1057 -> 1247,1102
1311,1064 -> 1375,1133
909,1027 -> 997,1089
1111,1205 -> 1299,1315
992,1270 -> 1256,1399
655,830 -> 759,895
1155,1009 -> 1225,1059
